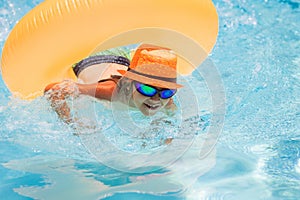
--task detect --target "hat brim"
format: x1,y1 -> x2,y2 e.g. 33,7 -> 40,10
123,70 -> 183,89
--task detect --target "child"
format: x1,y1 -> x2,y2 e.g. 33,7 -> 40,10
45,44 -> 182,124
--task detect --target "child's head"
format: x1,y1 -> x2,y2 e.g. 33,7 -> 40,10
118,44 -> 182,116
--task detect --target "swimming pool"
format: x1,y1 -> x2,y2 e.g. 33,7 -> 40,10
0,0 -> 299,199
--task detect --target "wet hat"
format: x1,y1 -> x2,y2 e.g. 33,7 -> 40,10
121,44 -> 183,89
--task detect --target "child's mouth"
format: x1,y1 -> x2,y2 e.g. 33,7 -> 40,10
144,103 -> 160,110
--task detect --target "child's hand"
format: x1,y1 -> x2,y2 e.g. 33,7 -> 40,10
56,80 -> 80,97
44,80 -> 79,124
45,80 -> 79,98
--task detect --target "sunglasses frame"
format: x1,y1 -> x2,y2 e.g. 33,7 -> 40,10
134,81 -> 177,99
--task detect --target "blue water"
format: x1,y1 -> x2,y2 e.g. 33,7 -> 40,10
0,0 -> 299,199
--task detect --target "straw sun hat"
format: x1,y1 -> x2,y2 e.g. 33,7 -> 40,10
120,44 -> 183,89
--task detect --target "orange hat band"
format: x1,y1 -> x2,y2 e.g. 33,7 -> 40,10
129,69 -> 177,83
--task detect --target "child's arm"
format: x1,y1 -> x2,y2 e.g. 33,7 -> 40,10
44,80 -> 116,123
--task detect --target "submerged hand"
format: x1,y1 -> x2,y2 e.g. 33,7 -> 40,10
44,80 -> 80,124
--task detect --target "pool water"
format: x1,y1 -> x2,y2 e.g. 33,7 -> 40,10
0,0 -> 299,199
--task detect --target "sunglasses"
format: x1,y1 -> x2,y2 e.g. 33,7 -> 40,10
134,82 -> 177,99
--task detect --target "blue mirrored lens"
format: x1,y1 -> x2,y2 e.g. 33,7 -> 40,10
160,89 -> 177,99
135,82 -> 157,97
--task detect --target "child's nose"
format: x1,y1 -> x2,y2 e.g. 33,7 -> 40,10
150,93 -> 160,101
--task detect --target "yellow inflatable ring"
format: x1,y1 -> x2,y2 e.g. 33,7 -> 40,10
1,0 -> 218,99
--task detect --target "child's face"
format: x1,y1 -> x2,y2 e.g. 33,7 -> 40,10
131,84 -> 171,116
